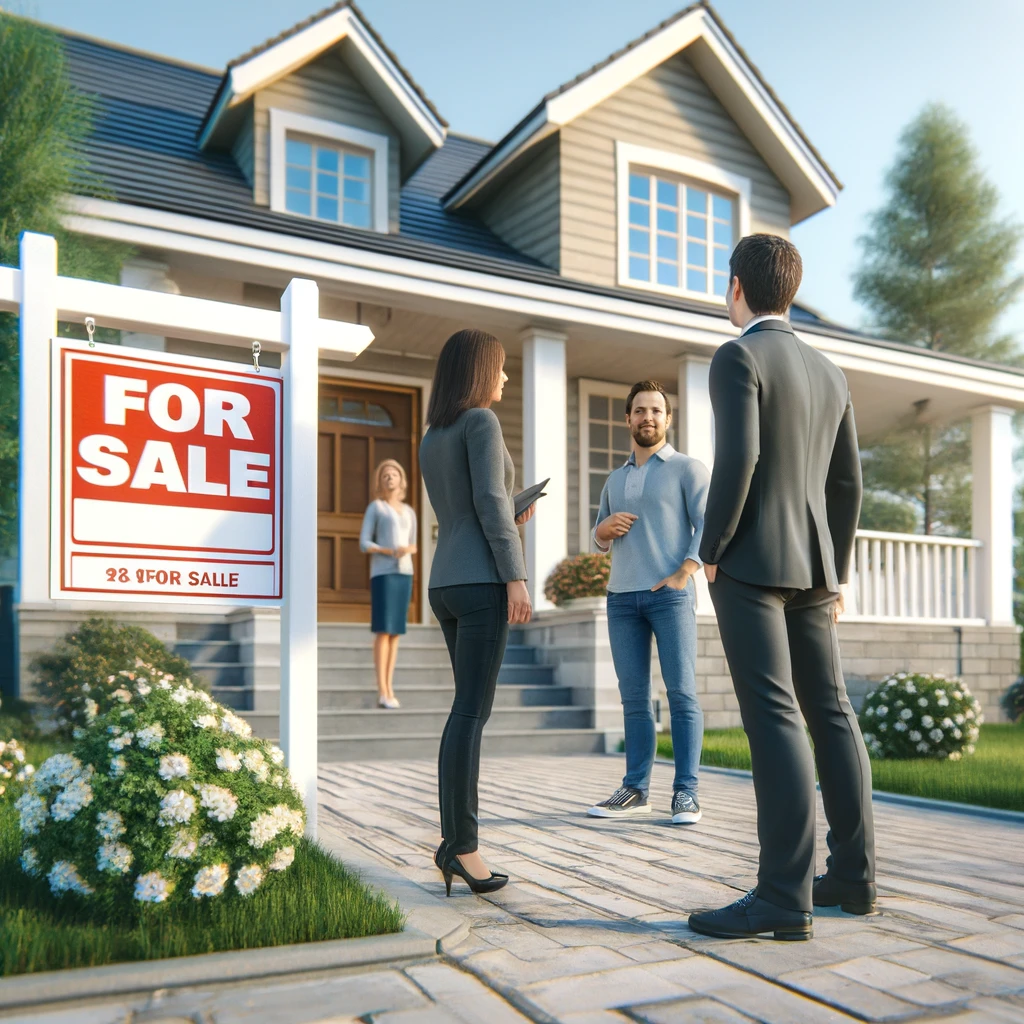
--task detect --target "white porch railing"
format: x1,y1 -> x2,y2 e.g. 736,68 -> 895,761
847,530 -> 983,624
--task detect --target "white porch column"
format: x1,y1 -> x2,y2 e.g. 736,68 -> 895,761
521,327 -> 568,610
280,278 -> 320,837
120,259 -> 181,351
19,232 -> 58,607
677,356 -> 715,614
972,405 -> 1015,626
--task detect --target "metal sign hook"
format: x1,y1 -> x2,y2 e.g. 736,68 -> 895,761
84,317 -> 96,348
251,341 -> 262,373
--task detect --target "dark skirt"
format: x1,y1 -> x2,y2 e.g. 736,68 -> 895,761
370,573 -> 413,635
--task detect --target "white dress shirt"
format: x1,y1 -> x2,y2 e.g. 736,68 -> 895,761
740,314 -> 790,336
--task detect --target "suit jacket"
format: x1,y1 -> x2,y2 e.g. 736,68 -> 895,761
698,320 -> 862,592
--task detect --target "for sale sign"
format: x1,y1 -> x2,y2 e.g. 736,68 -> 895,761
51,340 -> 283,603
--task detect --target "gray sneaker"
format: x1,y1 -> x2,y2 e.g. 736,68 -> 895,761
587,786 -> 650,818
671,790 -> 702,824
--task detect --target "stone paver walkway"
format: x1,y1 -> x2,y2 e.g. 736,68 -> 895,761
320,754 -> 1024,1024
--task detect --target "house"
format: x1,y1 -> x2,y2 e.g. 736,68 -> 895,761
14,1 -> 1022,754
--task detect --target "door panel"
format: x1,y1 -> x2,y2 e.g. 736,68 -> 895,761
317,380 -> 420,622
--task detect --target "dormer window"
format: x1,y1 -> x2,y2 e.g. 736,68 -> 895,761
616,142 -> 751,302
270,108 -> 389,233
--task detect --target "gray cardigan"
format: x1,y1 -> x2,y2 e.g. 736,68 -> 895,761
420,407 -> 527,588
359,500 -> 417,578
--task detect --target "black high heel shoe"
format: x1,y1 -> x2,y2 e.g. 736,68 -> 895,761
433,841 -> 446,871
441,854 -> 509,897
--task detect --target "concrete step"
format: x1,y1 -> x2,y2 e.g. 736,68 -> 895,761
316,683 -> 574,711
315,729 -> 607,761
315,663 -> 554,688
176,622 -> 231,642
174,640 -> 241,663
191,663 -> 246,688
502,644 -> 537,665
246,705 -> 591,739
317,624 -> 447,645
318,647 -> 453,669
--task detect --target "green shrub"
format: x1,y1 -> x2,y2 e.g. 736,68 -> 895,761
544,552 -> 611,607
1001,678 -> 1024,724
31,618 -> 196,733
859,672 -> 981,760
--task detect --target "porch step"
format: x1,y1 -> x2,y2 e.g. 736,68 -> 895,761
318,729 -> 607,761
316,683 -> 574,711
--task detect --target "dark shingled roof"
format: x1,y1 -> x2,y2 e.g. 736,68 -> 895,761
61,29 -> 839,329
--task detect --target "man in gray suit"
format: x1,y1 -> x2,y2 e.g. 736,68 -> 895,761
688,234 -> 875,942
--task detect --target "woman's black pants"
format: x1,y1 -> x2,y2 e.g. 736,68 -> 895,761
429,582 -> 509,856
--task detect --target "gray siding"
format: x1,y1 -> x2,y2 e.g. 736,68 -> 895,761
251,49 -> 402,231
232,113 -> 255,187
477,135 -> 561,270
559,50 -> 791,287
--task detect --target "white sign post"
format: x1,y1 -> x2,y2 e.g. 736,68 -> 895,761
6,231 -> 373,838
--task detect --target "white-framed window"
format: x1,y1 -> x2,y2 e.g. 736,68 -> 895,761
615,142 -> 751,302
578,378 -> 677,553
269,108 -> 389,233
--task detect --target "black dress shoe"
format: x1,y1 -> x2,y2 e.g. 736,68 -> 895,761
813,872 -> 877,915
689,888 -> 812,941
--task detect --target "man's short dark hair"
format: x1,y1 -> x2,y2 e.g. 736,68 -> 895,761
728,234 -> 803,315
625,380 -> 671,417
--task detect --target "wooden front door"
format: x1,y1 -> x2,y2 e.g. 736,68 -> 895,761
317,380 -> 420,622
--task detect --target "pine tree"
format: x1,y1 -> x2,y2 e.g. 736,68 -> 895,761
0,13 -> 130,557
853,103 -> 1022,535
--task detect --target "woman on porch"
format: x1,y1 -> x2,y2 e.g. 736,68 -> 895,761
359,459 -> 418,709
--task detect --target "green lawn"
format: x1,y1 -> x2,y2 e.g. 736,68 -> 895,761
0,734 -> 404,977
658,724 -> 1024,813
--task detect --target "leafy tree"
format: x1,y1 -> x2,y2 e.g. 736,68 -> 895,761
0,12 -> 129,557
853,103 -> 1021,535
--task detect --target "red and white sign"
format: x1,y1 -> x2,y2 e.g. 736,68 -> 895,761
51,340 -> 283,603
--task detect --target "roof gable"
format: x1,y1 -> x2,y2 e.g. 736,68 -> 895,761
445,2 -> 840,224
198,1 -> 445,176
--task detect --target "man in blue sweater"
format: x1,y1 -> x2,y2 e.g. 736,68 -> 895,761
588,381 -> 710,824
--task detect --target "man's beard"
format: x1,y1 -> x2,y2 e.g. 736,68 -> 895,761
632,424 -> 665,448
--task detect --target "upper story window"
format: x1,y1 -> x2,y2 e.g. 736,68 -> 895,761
615,142 -> 751,303
285,138 -> 373,229
270,108 -> 389,234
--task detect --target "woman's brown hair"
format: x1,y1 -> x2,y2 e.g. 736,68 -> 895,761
425,329 -> 505,428
373,459 -> 408,501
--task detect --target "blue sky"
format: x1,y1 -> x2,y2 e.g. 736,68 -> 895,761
23,0 -> 1024,339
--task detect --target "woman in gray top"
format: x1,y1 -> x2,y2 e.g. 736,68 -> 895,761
359,459 -> 418,709
420,329 -> 535,896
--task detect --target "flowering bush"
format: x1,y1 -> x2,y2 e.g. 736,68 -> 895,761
1001,678 -> 1024,724
31,618 -> 196,735
15,662 -> 304,905
859,672 -> 983,760
0,736 -> 34,799
544,552 -> 611,607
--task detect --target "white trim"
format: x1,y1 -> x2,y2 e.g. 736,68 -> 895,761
269,108 -> 389,234
201,6 -> 444,154
317,364 -> 434,626
615,142 -> 751,302
446,7 -> 837,221
576,377 -> 678,553
62,198 -> 1024,409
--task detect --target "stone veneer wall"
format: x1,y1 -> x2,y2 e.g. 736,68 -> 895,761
521,610 -> 1020,739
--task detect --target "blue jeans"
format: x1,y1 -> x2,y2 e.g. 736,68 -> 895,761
607,582 -> 703,796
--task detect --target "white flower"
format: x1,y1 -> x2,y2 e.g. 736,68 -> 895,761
896,672 -> 907,679
929,728 -> 944,742
158,789 -> 196,826
108,725 -> 121,736
965,709 -> 976,720
916,741 -> 930,753
158,753 -> 191,781
941,718 -> 954,730
71,727 -> 86,740
952,690 -> 963,700
166,831 -> 198,860
954,713 -> 965,725
96,810 -> 126,840
966,744 -> 976,755
97,841 -> 133,874
269,846 -> 295,872
84,698 -> 99,721
157,679 -> 172,691
875,705 -> 888,718
909,730 -> 922,742
952,728 -> 962,740
904,681 -> 916,694
921,715 -> 934,728
918,697 -> 929,707
948,751 -> 962,761
864,706 -> 875,718
935,689 -> 946,699
198,783 -> 238,822
248,804 -> 304,848
33,753 -> 83,791
862,733 -> 875,744
197,691 -> 216,708
900,708 -> 913,720
269,746 -> 285,766
171,686 -> 195,705
83,681 -> 93,691
937,698 -> 949,707
136,723 -> 165,750
272,774 -> 285,788
51,777 -> 94,821
193,715 -> 219,730
112,688 -> 132,703
121,709 -> 135,718
136,681 -> 152,696
48,860 -> 95,895
198,832 -> 216,848
215,748 -> 242,773
220,711 -> 252,738
235,864 -> 264,896
968,726 -> 980,741
191,863 -> 229,899
20,847 -> 40,875
243,749 -> 269,781
134,871 -> 173,903
109,755 -> 127,778
894,721 -> 908,732
108,732 -> 134,752
16,765 -> 34,783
